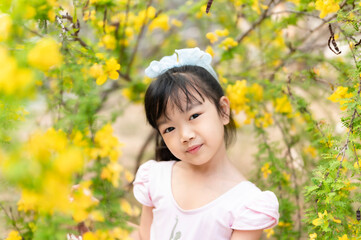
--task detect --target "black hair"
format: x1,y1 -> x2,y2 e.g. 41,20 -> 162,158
144,65 -> 236,161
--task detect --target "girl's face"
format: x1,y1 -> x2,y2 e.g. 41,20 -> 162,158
157,91 -> 230,166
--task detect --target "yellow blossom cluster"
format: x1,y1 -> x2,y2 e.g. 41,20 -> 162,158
206,29 -> 238,50
112,6 -> 169,34
0,13 -> 12,41
70,181 -> 102,223
219,37 -> 238,50
0,128 -> 89,216
5,230 -> 21,240
0,46 -> 34,96
263,228 -> 274,238
87,123 -> 131,188
251,0 -> 269,15
227,80 -> 273,127
328,86 -> 353,110
28,37 -> 63,71
274,95 -> 293,115
315,0 -> 340,18
226,80 -> 249,114
95,6 -> 170,49
120,198 -> 140,217
261,162 -> 272,179
89,58 -> 121,85
309,233 -> 317,240
83,227 -> 132,240
90,123 -> 123,161
312,210 -> 341,227
101,161 -> 124,187
303,145 -> 317,158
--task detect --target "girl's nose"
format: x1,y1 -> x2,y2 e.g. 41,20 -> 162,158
180,125 -> 195,143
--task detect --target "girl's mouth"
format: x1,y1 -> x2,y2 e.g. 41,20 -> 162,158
186,144 -> 202,154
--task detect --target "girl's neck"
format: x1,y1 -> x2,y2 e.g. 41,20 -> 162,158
178,144 -> 235,178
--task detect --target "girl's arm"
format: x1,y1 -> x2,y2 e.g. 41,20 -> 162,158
138,205 -> 154,240
230,230 -> 263,240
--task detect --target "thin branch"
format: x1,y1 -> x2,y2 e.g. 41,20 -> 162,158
128,130 -> 156,189
126,0 -> 154,76
236,0 -> 276,44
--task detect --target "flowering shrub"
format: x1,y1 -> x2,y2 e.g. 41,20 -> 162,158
2,0 -> 361,239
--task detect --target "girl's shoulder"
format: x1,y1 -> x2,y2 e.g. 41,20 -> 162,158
228,181 -> 279,230
133,160 -> 176,207
137,159 -> 176,172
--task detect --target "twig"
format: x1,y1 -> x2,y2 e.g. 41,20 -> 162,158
126,0 -> 154,76
236,0 -> 276,44
206,0 -> 214,14
130,130 -> 156,186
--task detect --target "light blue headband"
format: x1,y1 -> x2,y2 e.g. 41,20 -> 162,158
144,47 -> 218,81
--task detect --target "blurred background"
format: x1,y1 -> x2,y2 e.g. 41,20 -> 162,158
1,0 -> 361,239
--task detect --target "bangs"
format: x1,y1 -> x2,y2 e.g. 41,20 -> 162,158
145,72 -> 205,129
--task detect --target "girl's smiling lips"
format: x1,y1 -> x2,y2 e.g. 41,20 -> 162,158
186,144 -> 203,154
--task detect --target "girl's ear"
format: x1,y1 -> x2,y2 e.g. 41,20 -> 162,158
219,96 -> 230,125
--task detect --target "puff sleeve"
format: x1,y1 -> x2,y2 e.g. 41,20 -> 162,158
231,191 -> 279,230
133,160 -> 156,207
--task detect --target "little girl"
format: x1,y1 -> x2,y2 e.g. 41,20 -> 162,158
133,48 -> 279,240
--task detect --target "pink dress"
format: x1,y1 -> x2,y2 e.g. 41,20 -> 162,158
133,160 -> 279,240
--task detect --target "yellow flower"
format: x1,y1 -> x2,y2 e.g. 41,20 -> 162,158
134,6 -> 156,32
171,19 -> 182,27
83,232 -> 97,240
248,83 -> 263,101
196,5 -> 209,18
264,228 -> 274,238
303,146 -> 317,158
70,181 -> 99,222
338,235 -> 349,240
255,112 -> 273,128
328,86 -> 353,110
312,210 -> 327,226
122,87 -> 132,100
125,27 -> 134,38
274,95 -> 292,114
89,63 -> 107,85
24,5 -> 36,19
101,161 -> 123,187
53,148 -> 84,176
112,227 -> 131,239
261,162 -> 272,179
219,37 -> 238,50
215,29 -> 229,37
282,171 -> 291,182
105,58 -> 120,80
28,38 -> 62,71
101,34 -> 116,50
120,199 -> 133,215
315,0 -> 340,18
5,230 -> 21,240
83,10 -> 96,21
149,14 -> 170,31
124,169 -> 134,183
278,221 -> 292,227
186,39 -> 197,48
94,123 -> 123,161
206,32 -> 218,44
226,80 -> 249,114
206,45 -> 215,57
0,47 -> 34,95
0,14 -> 12,41
309,233 -> 317,240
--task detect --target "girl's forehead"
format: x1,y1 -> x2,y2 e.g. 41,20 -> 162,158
168,88 -> 204,111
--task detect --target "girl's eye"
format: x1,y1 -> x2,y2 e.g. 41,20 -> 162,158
164,127 -> 175,134
190,113 -> 200,120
